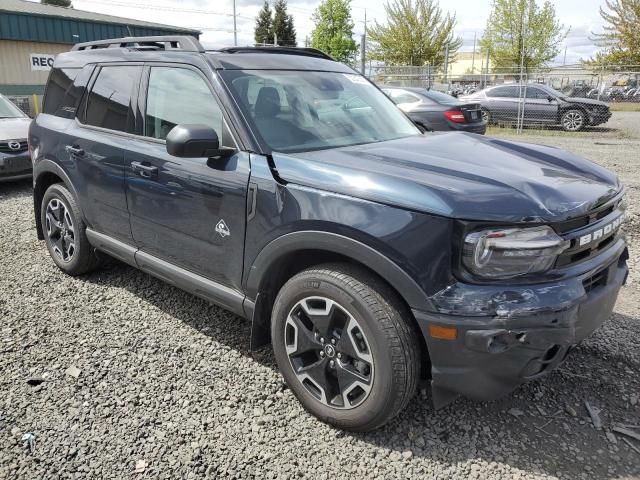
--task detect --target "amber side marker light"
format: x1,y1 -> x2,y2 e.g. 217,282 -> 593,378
428,324 -> 458,340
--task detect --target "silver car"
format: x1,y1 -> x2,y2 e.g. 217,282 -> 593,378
0,94 -> 32,182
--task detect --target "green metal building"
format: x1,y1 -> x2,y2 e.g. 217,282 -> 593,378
0,0 -> 200,114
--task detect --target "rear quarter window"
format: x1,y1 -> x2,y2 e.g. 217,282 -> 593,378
43,68 -> 79,118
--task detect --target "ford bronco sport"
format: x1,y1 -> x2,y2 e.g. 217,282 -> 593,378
30,36 -> 628,432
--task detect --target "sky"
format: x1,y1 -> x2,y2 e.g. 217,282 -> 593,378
60,0 -> 609,65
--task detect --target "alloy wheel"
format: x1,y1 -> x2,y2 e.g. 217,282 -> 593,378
562,111 -> 584,131
45,198 -> 76,262
284,296 -> 374,409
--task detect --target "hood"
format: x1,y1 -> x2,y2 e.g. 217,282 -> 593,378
0,117 -> 31,141
564,97 -> 608,107
272,133 -> 621,223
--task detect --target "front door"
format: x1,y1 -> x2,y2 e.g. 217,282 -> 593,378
523,87 -> 558,125
125,65 -> 250,290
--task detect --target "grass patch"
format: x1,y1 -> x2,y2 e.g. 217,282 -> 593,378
486,124 -> 632,140
608,103 -> 640,112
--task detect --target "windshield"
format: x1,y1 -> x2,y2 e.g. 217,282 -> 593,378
221,70 -> 420,153
0,95 -> 27,118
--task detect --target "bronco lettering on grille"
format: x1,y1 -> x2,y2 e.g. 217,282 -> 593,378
578,214 -> 624,247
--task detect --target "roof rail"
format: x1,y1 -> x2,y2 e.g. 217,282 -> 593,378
214,46 -> 335,61
71,36 -> 204,52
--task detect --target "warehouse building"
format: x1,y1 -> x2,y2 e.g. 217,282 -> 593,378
0,0 -> 199,115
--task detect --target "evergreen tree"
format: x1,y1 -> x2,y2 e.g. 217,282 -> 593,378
272,0 -> 297,46
254,1 -> 274,45
310,0 -> 358,63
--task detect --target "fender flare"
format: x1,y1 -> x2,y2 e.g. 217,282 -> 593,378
245,230 -> 433,311
33,159 -> 84,239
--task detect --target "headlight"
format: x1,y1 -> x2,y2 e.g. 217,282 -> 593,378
463,226 -> 568,279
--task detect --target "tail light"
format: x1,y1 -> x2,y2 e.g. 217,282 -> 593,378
443,110 -> 466,124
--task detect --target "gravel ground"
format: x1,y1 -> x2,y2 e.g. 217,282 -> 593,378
1,130 -> 640,479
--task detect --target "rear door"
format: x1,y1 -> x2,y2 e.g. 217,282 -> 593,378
64,64 -> 142,243
486,86 -> 521,122
124,64 -> 250,290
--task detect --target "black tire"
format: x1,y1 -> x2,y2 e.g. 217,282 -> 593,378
481,107 -> 491,124
560,108 -> 586,132
41,183 -> 100,276
271,263 -> 421,431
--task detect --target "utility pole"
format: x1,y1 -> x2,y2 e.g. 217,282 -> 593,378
232,0 -> 237,46
360,9 -> 368,75
443,43 -> 449,84
274,32 -> 278,46
471,32 -> 476,73
563,46 -> 567,65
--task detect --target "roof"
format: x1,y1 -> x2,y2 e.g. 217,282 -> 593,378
0,0 -> 199,35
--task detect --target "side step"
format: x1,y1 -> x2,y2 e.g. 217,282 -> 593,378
85,228 -> 246,317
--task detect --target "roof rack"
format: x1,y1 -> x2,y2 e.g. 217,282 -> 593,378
214,46 -> 335,61
71,35 -> 204,52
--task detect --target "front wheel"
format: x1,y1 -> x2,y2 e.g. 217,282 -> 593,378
561,109 -> 586,132
271,264 -> 421,431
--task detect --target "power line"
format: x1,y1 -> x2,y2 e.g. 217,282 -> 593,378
78,0 -> 253,20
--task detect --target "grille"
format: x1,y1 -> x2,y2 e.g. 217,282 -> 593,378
555,207 -> 624,268
0,140 -> 28,154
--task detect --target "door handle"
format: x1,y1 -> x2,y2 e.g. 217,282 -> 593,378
131,161 -> 158,179
65,145 -> 84,156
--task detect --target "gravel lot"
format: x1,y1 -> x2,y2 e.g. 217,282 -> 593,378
1,123 -> 640,479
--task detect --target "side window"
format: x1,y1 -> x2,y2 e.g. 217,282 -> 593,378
525,87 -> 548,99
488,86 -> 518,98
145,67 -> 228,144
84,66 -> 140,132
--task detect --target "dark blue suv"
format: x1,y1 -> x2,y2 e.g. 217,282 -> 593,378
30,36 -> 628,431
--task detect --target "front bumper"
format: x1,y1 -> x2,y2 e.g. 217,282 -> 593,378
413,243 -> 628,408
589,110 -> 612,126
0,152 -> 32,182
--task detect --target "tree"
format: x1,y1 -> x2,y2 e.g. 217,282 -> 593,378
41,0 -> 72,6
272,0 -> 297,46
310,0 -> 358,63
254,1 -> 273,45
480,0 -> 567,73
589,0 -> 640,66
367,0 -> 461,68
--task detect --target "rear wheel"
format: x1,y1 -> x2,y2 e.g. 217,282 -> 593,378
271,263 -> 420,431
41,183 -> 100,276
561,109 -> 586,132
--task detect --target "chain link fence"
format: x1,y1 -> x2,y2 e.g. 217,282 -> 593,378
368,65 -> 640,133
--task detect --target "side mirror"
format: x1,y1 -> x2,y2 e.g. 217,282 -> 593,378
547,96 -> 555,102
166,124 -> 233,158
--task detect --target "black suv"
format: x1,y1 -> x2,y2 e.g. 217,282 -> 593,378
30,36 -> 628,431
